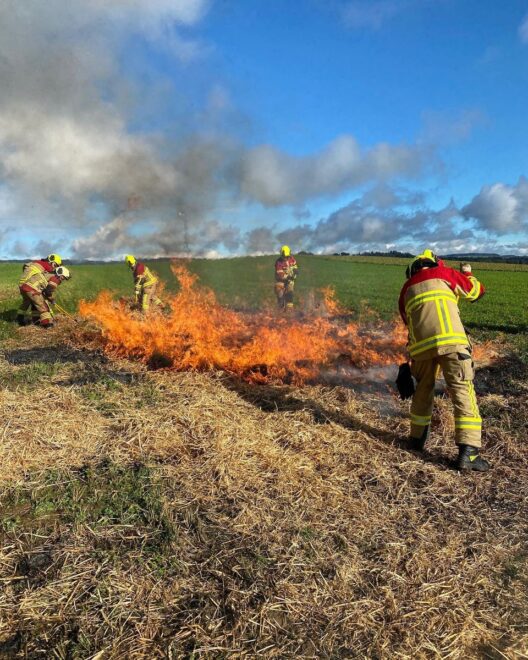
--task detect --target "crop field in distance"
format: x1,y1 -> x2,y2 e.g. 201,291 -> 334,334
0,255 -> 527,658
1,255 -> 527,339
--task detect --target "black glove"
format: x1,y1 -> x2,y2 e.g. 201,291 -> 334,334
470,290 -> 485,303
396,362 -> 415,400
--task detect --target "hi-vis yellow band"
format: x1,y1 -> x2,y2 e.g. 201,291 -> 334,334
19,265 -> 48,289
466,276 -> 482,301
411,414 -> 432,426
405,289 -> 457,314
409,333 -> 468,357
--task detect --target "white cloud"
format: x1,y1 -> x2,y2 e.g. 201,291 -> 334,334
239,136 -> 435,206
420,108 -> 487,146
342,0 -> 448,31
519,14 -> 528,43
343,0 -> 412,29
90,0 -> 210,25
462,178 -> 528,233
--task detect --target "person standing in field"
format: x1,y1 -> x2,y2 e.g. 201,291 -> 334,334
274,245 -> 298,310
125,255 -> 163,313
17,254 -> 71,327
399,249 -> 489,471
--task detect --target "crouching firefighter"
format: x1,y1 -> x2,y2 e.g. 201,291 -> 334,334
398,249 -> 489,471
125,255 -> 163,313
17,255 -> 71,327
275,245 -> 298,310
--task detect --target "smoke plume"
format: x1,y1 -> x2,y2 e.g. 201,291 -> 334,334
0,0 -> 447,259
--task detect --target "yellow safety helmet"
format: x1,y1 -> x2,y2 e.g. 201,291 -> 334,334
47,253 -> 62,266
125,255 -> 136,267
280,245 -> 291,257
406,249 -> 438,279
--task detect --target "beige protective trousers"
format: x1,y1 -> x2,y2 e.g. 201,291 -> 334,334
275,280 -> 295,309
410,348 -> 482,448
139,283 -> 163,313
18,289 -> 52,324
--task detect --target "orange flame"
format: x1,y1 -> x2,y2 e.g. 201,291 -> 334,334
79,265 -> 407,384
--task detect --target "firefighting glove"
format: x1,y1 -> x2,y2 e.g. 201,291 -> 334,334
396,362 -> 415,400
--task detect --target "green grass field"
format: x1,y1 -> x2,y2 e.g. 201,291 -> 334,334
1,256 -> 527,342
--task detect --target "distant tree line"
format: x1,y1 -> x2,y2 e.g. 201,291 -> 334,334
326,250 -> 528,264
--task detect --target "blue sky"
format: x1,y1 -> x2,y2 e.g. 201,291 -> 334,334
0,0 -> 527,258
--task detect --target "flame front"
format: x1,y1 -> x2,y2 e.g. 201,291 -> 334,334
79,265 -> 407,384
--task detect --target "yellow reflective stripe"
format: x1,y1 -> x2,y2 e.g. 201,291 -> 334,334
410,332 -> 467,351
407,289 -> 457,305
140,267 -> 157,287
456,416 -> 482,423
22,274 -> 48,289
467,382 -> 479,418
443,299 -> 453,333
406,294 -> 458,315
410,337 -> 469,356
455,422 -> 482,429
19,264 -> 42,285
411,332 -> 467,348
466,277 -> 481,301
435,299 -> 446,335
405,289 -> 457,312
411,414 -> 431,425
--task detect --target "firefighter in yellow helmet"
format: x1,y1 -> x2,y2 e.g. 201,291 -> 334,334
17,256 -> 71,327
274,246 -> 298,310
125,255 -> 163,313
398,249 -> 488,471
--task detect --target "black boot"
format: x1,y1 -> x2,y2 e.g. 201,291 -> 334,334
408,425 -> 429,451
456,445 -> 490,472
16,314 -> 26,326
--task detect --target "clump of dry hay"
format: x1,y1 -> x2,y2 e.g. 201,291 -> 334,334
0,322 -> 527,658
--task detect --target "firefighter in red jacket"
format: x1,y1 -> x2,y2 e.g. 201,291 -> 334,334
125,255 -> 163,313
275,246 -> 298,310
17,254 -> 71,327
399,249 -> 489,471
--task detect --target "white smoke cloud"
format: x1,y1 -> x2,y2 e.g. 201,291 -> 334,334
72,215 -> 241,260
0,0 -> 442,259
0,0 -> 211,220
246,227 -> 278,255
239,136 -> 435,207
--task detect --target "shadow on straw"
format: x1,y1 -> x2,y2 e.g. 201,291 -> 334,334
221,376 -> 453,469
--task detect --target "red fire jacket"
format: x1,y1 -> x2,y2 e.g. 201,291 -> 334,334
275,256 -> 298,282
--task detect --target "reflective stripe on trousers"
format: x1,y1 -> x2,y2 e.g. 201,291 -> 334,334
410,351 -> 482,448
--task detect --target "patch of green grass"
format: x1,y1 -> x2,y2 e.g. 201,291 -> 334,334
0,256 -> 526,331
3,361 -> 62,387
2,462 -> 172,543
501,553 -> 528,587
134,382 -> 163,407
